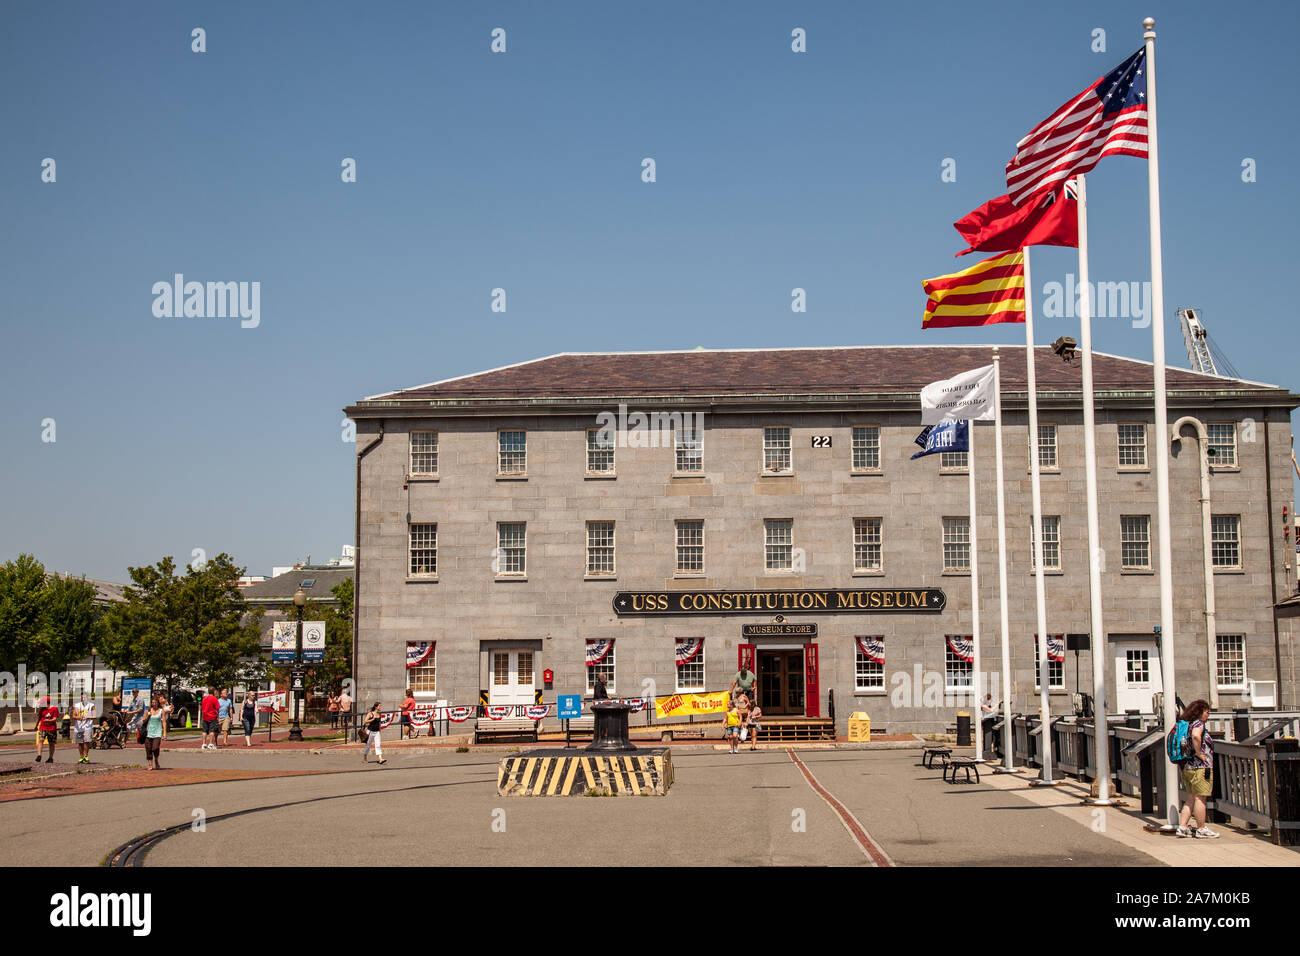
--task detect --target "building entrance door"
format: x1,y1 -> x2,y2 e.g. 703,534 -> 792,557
488,648 -> 536,706
758,650 -> 805,715
1112,639 -> 1162,713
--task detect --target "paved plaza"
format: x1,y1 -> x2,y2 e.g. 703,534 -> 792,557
1,741 -> 1295,867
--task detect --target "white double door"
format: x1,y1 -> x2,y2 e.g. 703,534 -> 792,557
1112,638 -> 1163,713
489,648 -> 535,706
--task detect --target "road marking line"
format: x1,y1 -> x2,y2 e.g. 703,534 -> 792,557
787,749 -> 894,867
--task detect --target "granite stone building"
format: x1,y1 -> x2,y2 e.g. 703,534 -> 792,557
345,346 -> 1299,734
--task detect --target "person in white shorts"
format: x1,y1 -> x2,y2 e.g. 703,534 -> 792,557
72,691 -> 96,763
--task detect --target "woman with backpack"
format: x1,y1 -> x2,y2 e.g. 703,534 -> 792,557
361,702 -> 387,765
1175,699 -> 1220,839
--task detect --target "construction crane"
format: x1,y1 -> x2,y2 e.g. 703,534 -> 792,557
1177,308 -> 1240,379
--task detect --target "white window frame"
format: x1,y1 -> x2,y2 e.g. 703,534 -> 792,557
939,450 -> 969,471
498,429 -> 527,476
496,522 -> 526,576
1030,516 -> 1062,571
1031,423 -> 1058,471
854,637 -> 885,691
586,641 -> 615,694
763,427 -> 792,474
675,421 -> 704,473
764,518 -> 794,572
942,517 -> 971,572
1120,515 -> 1151,570
586,521 -> 616,576
409,431 -> 439,477
1211,514 -> 1241,569
853,518 -> 882,572
675,519 -> 705,574
944,637 -> 974,693
1215,634 -> 1246,690
409,523 -> 437,577
407,642 -> 437,695
1117,423 -> 1148,469
1207,422 -> 1238,468
851,425 -> 881,472
675,639 -> 705,692
586,428 -> 615,476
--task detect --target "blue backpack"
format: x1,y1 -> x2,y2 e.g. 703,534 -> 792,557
1166,719 -> 1193,763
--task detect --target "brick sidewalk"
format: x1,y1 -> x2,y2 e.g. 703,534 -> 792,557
0,764 -> 337,803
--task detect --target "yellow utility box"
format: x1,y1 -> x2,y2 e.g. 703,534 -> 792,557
848,712 -> 871,742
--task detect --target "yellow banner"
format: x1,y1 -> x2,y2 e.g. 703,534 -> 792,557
655,691 -> 729,719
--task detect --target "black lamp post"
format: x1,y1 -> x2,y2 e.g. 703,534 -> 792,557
289,588 -> 306,741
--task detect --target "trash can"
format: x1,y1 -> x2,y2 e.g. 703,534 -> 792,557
956,712 -> 972,747
848,712 -> 871,742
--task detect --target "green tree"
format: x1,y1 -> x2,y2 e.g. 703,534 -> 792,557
0,554 -> 103,688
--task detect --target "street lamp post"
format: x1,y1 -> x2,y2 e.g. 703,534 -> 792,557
290,588 -> 306,741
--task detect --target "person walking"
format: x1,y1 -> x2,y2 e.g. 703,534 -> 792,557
729,665 -> 757,705
143,694 -> 171,770
218,689 -> 234,746
72,691 -> 96,764
1176,699 -> 1220,839
200,687 -> 221,750
746,701 -> 763,752
241,692 -> 257,746
400,688 -> 416,740
36,697 -> 60,763
338,688 -> 353,739
126,690 -> 147,735
327,693 -> 340,730
724,700 -> 741,754
361,702 -> 387,765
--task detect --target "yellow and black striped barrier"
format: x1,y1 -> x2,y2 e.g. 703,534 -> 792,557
497,748 -> 673,796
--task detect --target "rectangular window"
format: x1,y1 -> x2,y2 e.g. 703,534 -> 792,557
1126,649 -> 1149,683
765,519 -> 794,571
942,517 -> 971,571
853,518 -> 882,571
854,637 -> 885,691
498,430 -> 527,475
945,637 -> 974,691
675,421 -> 704,472
1030,516 -> 1061,570
763,427 -> 792,473
1216,634 -> 1246,689
1117,423 -> 1147,468
851,426 -> 880,471
1211,515 -> 1241,568
586,641 -> 615,694
1036,658 -> 1065,690
586,521 -> 615,575
407,642 -> 437,694
1036,423 -> 1058,469
940,451 -> 969,470
586,428 -> 615,475
409,523 -> 437,576
676,520 -> 704,574
492,651 -> 510,686
1121,515 -> 1151,570
1207,422 -> 1238,467
675,638 -> 705,692
409,431 -> 438,476
517,651 -> 534,687
497,522 -> 526,575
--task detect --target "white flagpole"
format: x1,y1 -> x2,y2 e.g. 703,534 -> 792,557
1076,173 -> 1112,804
1024,247 -> 1058,784
1143,16 -> 1179,825
993,350 -> 1015,772
968,418 -> 983,760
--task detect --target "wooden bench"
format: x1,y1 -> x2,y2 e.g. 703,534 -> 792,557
943,756 -> 981,784
921,746 -> 952,769
474,717 -> 539,745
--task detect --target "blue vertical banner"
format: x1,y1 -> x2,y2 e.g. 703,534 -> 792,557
911,420 -> 969,459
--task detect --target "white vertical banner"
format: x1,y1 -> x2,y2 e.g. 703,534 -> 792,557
968,417 -> 983,760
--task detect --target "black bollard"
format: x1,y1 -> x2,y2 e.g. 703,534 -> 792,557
585,701 -> 637,753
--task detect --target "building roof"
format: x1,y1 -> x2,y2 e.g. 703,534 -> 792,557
350,347 -> 1292,412
239,567 -> 352,605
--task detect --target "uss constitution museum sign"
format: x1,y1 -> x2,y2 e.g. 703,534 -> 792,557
612,588 -> 946,615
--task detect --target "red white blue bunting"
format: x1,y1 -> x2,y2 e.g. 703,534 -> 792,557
524,704 -> 551,720
855,636 -> 885,664
446,705 -> 476,723
484,705 -> 515,720
406,641 -> 434,669
947,635 -> 975,663
585,638 -> 614,666
675,638 -> 703,666
1047,635 -> 1065,663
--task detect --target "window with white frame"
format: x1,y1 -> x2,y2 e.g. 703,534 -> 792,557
586,521 -> 615,575
586,428 -> 614,475
409,431 -> 438,476
498,430 -> 527,475
940,451 -> 968,470
765,519 -> 794,571
854,636 -> 885,691
942,517 -> 971,571
1211,515 -> 1241,568
1030,516 -> 1061,570
409,523 -> 437,576
1035,650 -> 1065,689
1117,423 -> 1147,468
1207,422 -> 1238,467
853,518 -> 882,571
851,426 -> 880,471
944,636 -> 974,691
763,427 -> 792,473
407,642 -> 436,694
497,522 -> 526,575
1120,515 -> 1151,569
675,638 -> 705,692
676,520 -> 704,573
1034,423 -> 1058,469
586,640 -> 615,693
675,421 -> 703,472
1216,634 -> 1245,689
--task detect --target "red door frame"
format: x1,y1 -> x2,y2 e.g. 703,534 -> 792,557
804,643 -> 820,717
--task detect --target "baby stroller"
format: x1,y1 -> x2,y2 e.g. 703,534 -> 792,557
91,711 -> 129,750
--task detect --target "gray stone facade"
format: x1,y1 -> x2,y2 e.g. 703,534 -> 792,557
349,353 -> 1299,734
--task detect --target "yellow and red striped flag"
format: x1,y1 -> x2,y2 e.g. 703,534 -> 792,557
921,250 -> 1025,329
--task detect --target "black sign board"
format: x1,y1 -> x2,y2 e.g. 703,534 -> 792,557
613,588 -> 945,616
290,671 -> 306,691
742,623 -> 818,638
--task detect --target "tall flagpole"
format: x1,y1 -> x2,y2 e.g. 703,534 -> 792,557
992,350 -> 1016,772
1076,174 -> 1112,804
1024,247 -> 1057,784
968,417 -> 983,760
1143,16 -> 1179,825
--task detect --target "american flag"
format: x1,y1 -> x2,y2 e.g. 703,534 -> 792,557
1005,48 -> 1148,206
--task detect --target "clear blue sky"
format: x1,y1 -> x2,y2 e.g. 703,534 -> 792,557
3,1 -> 1296,582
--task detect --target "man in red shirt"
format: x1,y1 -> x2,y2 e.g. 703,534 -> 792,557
400,689 -> 417,740
200,687 -> 221,750
37,698 -> 60,763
